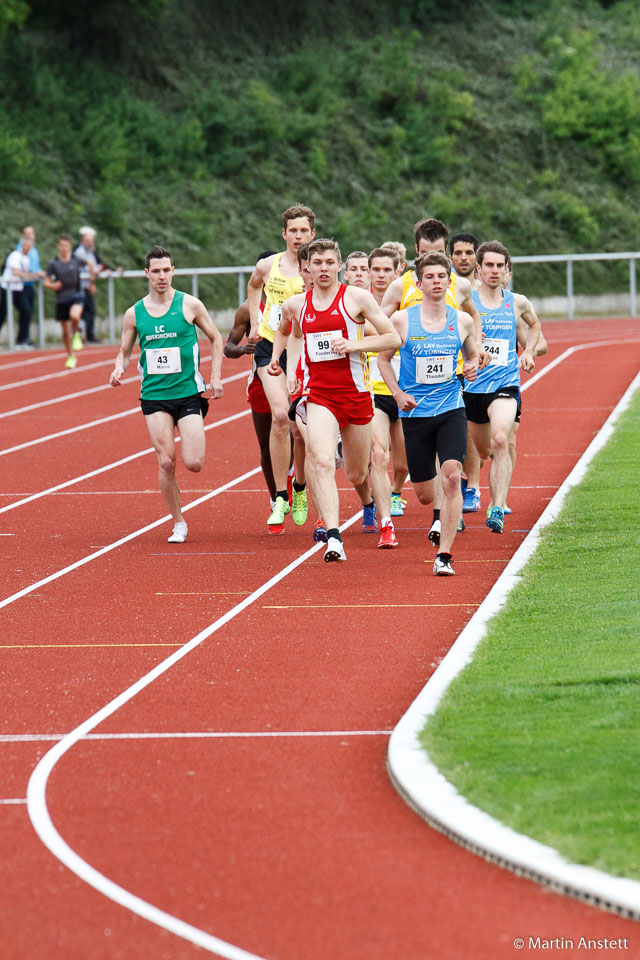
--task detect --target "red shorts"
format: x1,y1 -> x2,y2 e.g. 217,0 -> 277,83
305,388 -> 374,430
247,372 -> 270,415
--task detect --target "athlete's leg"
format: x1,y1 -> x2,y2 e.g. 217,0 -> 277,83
369,407 -> 392,520
145,411 -> 183,523
488,419 -> 518,512
438,458 -> 463,554
69,301 -> 83,338
463,432 -> 482,492
306,402 -> 341,530
59,319 -> 73,357
256,367 -> 292,493
291,420 -> 306,486
177,413 -> 206,473
341,420 -> 374,500
487,397 -> 517,510
251,410 -> 276,501
389,419 -> 408,495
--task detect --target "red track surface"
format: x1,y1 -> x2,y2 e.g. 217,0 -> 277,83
2,319 -> 639,960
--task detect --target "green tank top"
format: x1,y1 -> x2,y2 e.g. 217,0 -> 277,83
135,290 -> 206,400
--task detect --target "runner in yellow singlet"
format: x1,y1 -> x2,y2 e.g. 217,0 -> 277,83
247,204 -> 316,532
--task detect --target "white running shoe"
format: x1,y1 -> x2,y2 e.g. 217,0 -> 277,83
428,518 -> 441,546
433,553 -> 455,576
324,536 -> 347,562
168,521 -> 188,543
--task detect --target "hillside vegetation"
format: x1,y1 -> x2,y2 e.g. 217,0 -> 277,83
1,0 -> 640,307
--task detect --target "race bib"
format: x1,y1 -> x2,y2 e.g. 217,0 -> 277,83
368,353 -> 401,383
306,329 -> 343,362
415,354 -> 454,385
484,337 -> 509,366
146,346 -> 182,375
268,304 -> 282,332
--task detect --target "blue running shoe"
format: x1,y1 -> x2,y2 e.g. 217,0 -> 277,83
460,475 -> 468,498
462,486 -> 481,513
361,501 -> 378,533
486,506 -> 504,534
390,493 -> 406,517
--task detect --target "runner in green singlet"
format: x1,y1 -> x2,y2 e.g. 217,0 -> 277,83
109,246 -> 224,543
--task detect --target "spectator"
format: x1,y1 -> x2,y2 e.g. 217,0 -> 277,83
15,226 -> 44,345
74,226 -> 113,342
44,234 -> 92,368
1,231 -> 39,348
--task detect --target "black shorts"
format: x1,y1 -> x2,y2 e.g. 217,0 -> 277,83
463,385 -> 519,424
288,394 -> 304,422
140,393 -> 209,424
401,407 -> 467,483
374,393 -> 399,423
254,336 -> 287,373
56,295 -> 84,321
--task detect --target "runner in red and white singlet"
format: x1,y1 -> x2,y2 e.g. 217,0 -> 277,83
269,238 -> 400,562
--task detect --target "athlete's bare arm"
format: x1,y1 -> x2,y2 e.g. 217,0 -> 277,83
247,254 -> 276,341
267,292 -> 301,378
224,300 -> 254,358
185,293 -> 224,399
455,274 -> 489,369
513,293 -> 541,372
380,275 -> 404,317
457,310 -> 478,382
331,287 -> 401,356
515,295 -> 547,356
109,307 -> 137,386
377,309 -> 417,411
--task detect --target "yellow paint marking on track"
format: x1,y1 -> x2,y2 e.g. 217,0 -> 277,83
263,603 -> 480,609
0,643 -> 183,649
155,591 -> 250,596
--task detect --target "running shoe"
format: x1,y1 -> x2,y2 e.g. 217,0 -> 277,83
291,486 -> 308,525
378,522 -> 398,549
65,355 -> 77,369
168,521 -> 188,543
433,553 -> 455,576
324,536 -> 347,562
428,518 -> 441,546
457,514 -> 465,533
313,518 -> 328,543
390,493 -> 406,517
486,505 -> 512,517
267,496 -> 290,531
462,486 -> 481,513
486,506 -> 505,534
72,332 -> 84,351
361,501 -> 378,533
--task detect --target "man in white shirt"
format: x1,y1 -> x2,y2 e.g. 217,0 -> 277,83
1,232 -> 38,348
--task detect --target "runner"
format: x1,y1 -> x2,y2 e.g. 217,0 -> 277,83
224,250 -> 278,505
381,219 -> 487,542
343,251 -> 370,289
247,205 -> 316,531
380,241 -> 408,276
378,252 -> 478,575
109,245 -> 224,543
366,246 -> 409,535
464,240 -> 540,534
270,238 -> 400,561
43,234 -> 93,368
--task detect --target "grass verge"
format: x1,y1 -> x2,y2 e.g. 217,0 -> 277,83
421,385 -> 640,880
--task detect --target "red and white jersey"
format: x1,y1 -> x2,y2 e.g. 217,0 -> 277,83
299,283 -> 371,395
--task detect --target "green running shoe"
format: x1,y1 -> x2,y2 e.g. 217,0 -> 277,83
291,486 -> 308,525
267,495 -> 290,529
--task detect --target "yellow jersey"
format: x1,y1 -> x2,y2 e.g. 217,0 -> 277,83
258,253 -> 303,343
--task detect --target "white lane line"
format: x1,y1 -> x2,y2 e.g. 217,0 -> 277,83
0,365 -> 250,429
0,352 -> 69,370
27,511 -> 363,960
0,357 -> 115,391
2,730 -> 392,743
0,408 -> 252,516
388,369 -> 640,918
0,464 -> 261,608
0,798 -> 28,805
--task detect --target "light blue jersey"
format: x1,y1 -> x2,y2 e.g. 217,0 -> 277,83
465,288 -> 519,394
398,304 -> 464,418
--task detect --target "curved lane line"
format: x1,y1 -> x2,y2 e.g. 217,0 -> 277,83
387,367 -> 640,919
27,511 -> 363,959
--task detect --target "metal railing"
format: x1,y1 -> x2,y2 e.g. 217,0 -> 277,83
2,253 -> 639,349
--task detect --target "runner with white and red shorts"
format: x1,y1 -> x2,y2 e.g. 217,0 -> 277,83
270,238 -> 400,562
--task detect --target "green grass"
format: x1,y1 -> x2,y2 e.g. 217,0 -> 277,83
421,385 -> 640,880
